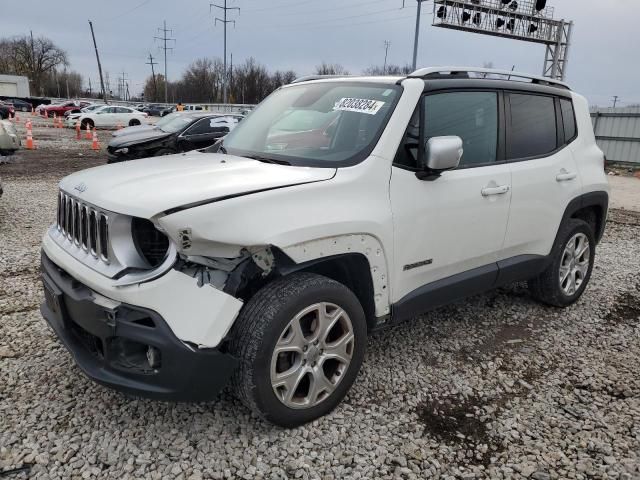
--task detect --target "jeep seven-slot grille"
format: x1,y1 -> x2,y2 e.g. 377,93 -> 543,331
57,192 -> 109,262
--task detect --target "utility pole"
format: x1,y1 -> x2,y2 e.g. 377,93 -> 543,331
383,40 -> 391,75
88,77 -> 92,96
146,53 -> 159,102
155,21 -> 175,104
612,96 -> 619,108
88,20 -> 108,104
404,0 -> 428,70
120,71 -> 129,101
211,0 -> 240,104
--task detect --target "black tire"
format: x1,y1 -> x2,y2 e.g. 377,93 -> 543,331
129,119 -> 141,126
81,118 -> 94,130
229,272 -> 367,427
153,148 -> 175,157
528,219 -> 596,307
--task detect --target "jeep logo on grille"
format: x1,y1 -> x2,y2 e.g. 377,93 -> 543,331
74,182 -> 87,193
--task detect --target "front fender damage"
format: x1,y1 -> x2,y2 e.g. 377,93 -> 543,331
175,246 -> 276,300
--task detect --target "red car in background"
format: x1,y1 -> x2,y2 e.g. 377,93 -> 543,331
39,101 -> 92,118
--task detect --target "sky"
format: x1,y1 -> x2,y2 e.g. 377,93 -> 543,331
1,0 -> 638,106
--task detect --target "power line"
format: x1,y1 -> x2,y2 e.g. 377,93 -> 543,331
154,21 -> 175,104
211,0 -> 240,104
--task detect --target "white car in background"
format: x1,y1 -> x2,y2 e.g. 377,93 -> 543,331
73,105 -> 148,130
65,105 -> 106,127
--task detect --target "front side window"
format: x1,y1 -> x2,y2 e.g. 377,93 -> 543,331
222,82 -> 401,167
424,92 -> 498,167
507,93 -> 557,159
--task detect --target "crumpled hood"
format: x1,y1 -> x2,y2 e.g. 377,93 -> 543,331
59,152 -> 336,218
108,128 -> 171,147
111,124 -> 156,138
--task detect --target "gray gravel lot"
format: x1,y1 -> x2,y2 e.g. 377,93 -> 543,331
1,137 -> 639,479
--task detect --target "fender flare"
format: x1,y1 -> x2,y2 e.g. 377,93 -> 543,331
281,234 -> 391,317
556,191 -> 609,245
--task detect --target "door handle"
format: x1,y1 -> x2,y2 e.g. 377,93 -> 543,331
481,185 -> 510,197
556,171 -> 577,182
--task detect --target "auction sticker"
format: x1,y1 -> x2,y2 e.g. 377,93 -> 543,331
334,98 -> 385,115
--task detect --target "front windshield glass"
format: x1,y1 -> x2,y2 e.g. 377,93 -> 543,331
223,82 -> 401,167
156,112 -> 183,127
159,115 -> 194,133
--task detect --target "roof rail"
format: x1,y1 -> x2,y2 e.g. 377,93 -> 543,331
407,66 -> 571,90
291,74 -> 351,84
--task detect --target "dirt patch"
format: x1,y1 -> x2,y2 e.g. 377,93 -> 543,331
605,290 -> 640,325
418,395 -> 501,466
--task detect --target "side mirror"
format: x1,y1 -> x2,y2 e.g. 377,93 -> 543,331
416,136 -> 463,180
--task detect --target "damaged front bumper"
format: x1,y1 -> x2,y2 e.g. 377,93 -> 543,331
40,251 -> 239,401
40,231 -> 245,400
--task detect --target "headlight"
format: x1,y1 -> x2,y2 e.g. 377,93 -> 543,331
115,147 -> 129,154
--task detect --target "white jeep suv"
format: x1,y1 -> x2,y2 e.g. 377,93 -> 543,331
40,67 -> 609,427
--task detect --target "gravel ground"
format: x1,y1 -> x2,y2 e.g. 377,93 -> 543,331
1,134 -> 639,480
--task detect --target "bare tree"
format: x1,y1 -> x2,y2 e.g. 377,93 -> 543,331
315,62 -> 350,76
363,64 -> 413,76
0,35 -> 68,95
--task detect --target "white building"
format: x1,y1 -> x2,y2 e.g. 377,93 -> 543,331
0,74 -> 31,98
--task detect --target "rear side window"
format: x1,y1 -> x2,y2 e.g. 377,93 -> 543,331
560,98 -> 577,141
507,94 -> 557,159
424,92 -> 498,166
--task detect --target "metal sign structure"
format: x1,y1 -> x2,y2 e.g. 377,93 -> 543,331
431,0 -> 573,80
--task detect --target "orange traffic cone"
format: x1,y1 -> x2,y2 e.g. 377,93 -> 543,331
25,120 -> 35,150
31,106 -> 35,116
53,113 -> 57,127
85,123 -> 92,140
75,120 -> 81,140
91,128 -> 100,150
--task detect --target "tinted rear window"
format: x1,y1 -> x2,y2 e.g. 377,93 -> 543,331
507,94 -> 557,159
560,98 -> 577,141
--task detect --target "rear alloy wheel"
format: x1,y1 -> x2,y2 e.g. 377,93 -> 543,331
528,219 -> 595,307
129,119 -> 141,126
230,273 -> 367,427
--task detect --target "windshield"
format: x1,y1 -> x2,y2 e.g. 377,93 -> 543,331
223,82 -> 401,167
159,115 -> 195,133
156,112 -> 183,127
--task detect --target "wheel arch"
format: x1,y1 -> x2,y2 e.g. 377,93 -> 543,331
559,191 -> 609,245
277,252 -> 378,331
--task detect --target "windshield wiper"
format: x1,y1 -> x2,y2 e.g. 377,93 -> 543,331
245,154 -> 291,165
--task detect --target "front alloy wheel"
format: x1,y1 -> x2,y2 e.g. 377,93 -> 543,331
271,302 -> 355,409
230,273 -> 367,427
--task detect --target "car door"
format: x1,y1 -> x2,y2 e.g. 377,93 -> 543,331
501,92 -> 583,260
180,117 -> 230,150
94,107 -> 115,127
115,107 -> 134,125
390,90 -> 512,310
